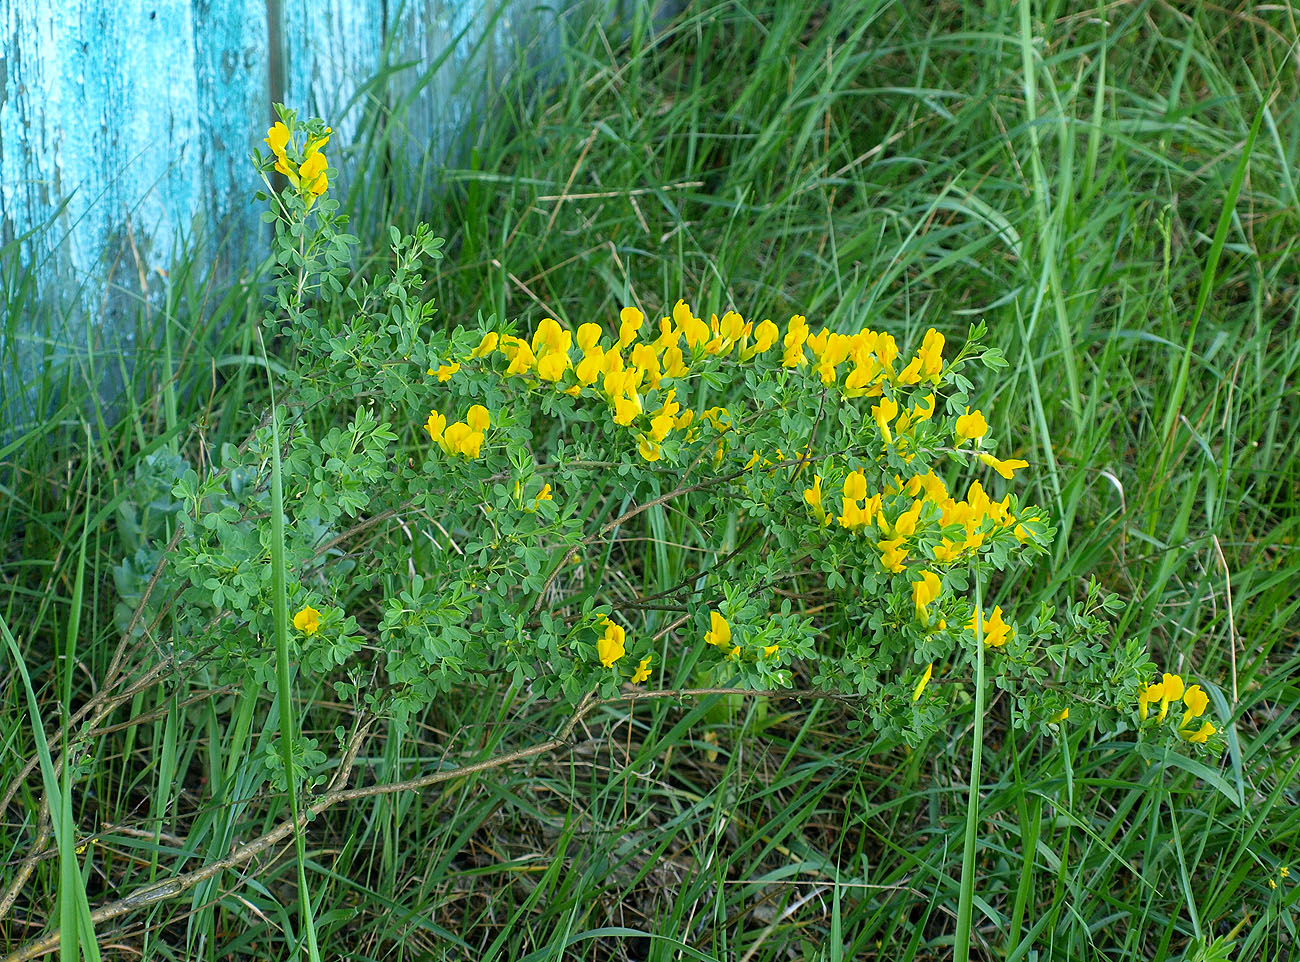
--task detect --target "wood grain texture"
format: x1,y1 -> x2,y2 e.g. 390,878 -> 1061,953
0,0 -> 653,406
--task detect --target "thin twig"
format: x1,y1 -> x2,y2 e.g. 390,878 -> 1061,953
2,684 -> 862,961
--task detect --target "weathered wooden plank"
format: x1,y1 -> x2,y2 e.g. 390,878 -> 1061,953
0,0 -> 665,418
191,0 -> 270,259
280,0 -> 386,189
0,0 -> 201,290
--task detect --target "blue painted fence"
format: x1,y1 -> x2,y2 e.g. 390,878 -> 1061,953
0,0 -> 645,417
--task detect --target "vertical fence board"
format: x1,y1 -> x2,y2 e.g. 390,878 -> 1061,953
0,0 -> 659,417
0,1 -> 201,296
280,0 -> 385,188
191,0 -> 270,259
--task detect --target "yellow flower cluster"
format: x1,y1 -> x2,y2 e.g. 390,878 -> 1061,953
455,303 -> 1045,667
805,468 -> 1041,578
1139,672 -> 1215,741
425,404 -> 492,458
479,305 -> 740,462
264,122 -> 330,197
592,615 -> 653,684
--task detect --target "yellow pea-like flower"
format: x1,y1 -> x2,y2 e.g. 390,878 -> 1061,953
293,605 -> 322,636
704,610 -> 732,648
955,407 -> 989,444
967,606 -> 1012,647
843,469 -> 867,503
597,617 -> 626,667
872,397 -> 899,444
613,395 -> 642,426
576,323 -> 604,355
977,452 -> 1029,480
298,150 -> 328,196
1181,684 -> 1209,727
424,410 -> 446,443
536,351 -> 569,382
631,656 -> 652,684
912,570 -> 941,620
471,332 -> 500,357
912,662 -> 934,701
618,306 -> 645,347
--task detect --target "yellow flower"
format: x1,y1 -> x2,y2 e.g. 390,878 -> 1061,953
466,405 -> 491,433
531,483 -> 554,509
977,452 -> 1029,480
751,318 -> 779,354
781,315 -> 809,367
762,644 -> 780,658
955,407 -> 989,444
704,610 -> 732,648
618,306 -> 645,347
471,332 -> 500,357
1185,721 -> 1215,744
597,617 -> 626,667
505,340 -> 536,377
1181,684 -> 1209,727
298,150 -> 328,195
662,345 -> 689,378
674,301 -> 710,350
531,317 -> 566,355
912,570 -> 942,620
912,393 -> 937,422
871,397 -> 899,444
843,362 -> 881,398
576,323 -> 604,354
1139,681 -> 1163,721
1157,673 -> 1184,722
893,499 -> 924,538
461,431 -> 485,458
1050,707 -> 1069,723
303,126 -> 331,159
967,605 -> 1012,647
424,410 -> 446,443
843,469 -> 867,503
293,605 -> 322,636
613,395 -> 642,426
932,538 -> 964,564
638,436 -> 661,462
649,412 -> 675,442
912,662 -> 933,701
536,351 -> 569,381
877,537 -> 908,573
631,656 -> 652,684
804,475 -> 830,525
899,330 -> 943,385
435,362 -> 460,382
265,121 -> 291,157
439,421 -> 484,458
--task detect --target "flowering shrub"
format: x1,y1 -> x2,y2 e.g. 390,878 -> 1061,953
112,109 -> 1220,793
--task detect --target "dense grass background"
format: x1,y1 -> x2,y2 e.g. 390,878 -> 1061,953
3,1 -> 1299,959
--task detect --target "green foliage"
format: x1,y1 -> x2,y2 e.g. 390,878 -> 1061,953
109,104 -> 1224,800
3,3 -> 1298,960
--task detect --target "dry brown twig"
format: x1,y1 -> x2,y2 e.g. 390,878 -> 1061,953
2,685 -> 857,962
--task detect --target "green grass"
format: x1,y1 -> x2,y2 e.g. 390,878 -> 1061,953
3,0 -> 1300,959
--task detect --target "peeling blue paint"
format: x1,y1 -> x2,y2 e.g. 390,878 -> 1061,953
0,0 -> 661,422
